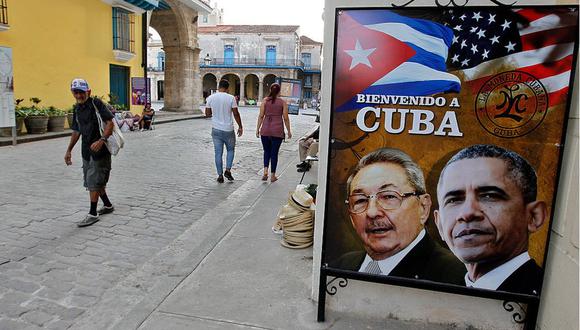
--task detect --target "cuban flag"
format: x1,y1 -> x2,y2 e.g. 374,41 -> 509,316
334,10 -> 461,112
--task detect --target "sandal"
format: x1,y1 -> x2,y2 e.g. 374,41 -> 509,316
270,175 -> 278,183
261,174 -> 268,181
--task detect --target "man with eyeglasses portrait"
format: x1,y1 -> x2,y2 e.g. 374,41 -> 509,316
332,147 -> 465,285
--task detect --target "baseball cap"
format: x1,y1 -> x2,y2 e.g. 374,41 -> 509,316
71,78 -> 90,92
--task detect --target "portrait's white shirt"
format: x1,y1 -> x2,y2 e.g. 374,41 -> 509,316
464,252 -> 531,290
358,229 -> 425,275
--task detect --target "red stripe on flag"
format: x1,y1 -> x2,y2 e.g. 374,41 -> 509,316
548,87 -> 569,108
466,56 -> 572,89
516,8 -> 553,22
521,26 -> 578,51
516,8 -> 575,23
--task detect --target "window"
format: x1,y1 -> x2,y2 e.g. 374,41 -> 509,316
224,45 -> 234,65
304,90 -> 312,99
266,45 -> 276,66
113,7 -> 135,53
202,15 -> 208,23
305,75 -> 312,87
0,0 -> 7,25
157,52 -> 165,71
301,53 -> 311,69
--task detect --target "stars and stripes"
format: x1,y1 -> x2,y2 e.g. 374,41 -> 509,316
451,7 -> 578,108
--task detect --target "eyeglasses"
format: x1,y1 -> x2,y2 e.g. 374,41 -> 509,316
345,190 -> 420,214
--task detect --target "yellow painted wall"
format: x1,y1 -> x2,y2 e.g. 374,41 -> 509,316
0,0 -> 145,114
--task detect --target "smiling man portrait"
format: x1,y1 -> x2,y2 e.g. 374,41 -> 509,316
332,147 -> 465,285
435,144 -> 548,295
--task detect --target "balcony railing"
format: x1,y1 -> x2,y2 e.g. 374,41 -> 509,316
0,0 -> 8,25
201,58 -> 306,68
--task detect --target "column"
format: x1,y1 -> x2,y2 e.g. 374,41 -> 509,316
239,76 -> 245,106
258,80 -> 264,106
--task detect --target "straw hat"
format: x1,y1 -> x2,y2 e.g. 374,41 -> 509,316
291,188 -> 313,208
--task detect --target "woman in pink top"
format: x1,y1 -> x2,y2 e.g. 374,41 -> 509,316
256,83 -> 292,182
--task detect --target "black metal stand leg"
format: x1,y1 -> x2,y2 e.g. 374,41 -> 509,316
524,301 -> 539,330
299,171 -> 307,184
317,272 -> 327,322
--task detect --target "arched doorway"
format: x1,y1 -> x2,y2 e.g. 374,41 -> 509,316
244,74 -> 259,105
263,74 -> 277,96
150,1 -> 211,113
202,73 -> 217,102
221,73 -> 240,98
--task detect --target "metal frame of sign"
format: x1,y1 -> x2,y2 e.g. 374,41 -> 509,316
276,77 -> 303,115
317,5 -> 579,329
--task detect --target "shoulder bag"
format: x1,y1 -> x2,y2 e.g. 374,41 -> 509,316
93,99 -> 125,156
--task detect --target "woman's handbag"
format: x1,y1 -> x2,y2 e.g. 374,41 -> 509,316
93,99 -> 125,156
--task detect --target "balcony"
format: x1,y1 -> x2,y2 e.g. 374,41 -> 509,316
302,64 -> 321,73
201,58 -> 306,70
0,0 -> 8,30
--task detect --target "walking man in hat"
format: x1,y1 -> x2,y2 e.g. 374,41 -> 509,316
64,78 -> 115,227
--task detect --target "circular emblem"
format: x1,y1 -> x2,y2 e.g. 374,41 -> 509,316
475,71 -> 549,138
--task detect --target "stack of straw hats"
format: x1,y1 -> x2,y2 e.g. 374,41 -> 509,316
276,188 -> 315,249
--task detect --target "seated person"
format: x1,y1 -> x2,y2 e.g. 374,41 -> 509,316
122,111 -> 141,131
297,126 -> 319,172
138,103 -> 155,130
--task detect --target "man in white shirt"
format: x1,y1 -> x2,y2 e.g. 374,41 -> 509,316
205,80 -> 243,183
435,144 -> 547,295
332,148 -> 465,285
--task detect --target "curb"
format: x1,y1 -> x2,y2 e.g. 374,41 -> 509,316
0,115 -> 205,147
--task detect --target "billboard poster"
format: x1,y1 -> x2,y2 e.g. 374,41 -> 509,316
321,5 -> 578,307
131,77 -> 151,105
277,77 -> 302,115
0,46 -> 15,128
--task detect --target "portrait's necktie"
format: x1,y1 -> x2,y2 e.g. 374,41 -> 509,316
364,260 -> 382,275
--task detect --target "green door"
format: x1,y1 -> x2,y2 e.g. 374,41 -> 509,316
109,64 -> 129,108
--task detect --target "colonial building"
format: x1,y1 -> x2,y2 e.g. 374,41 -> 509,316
0,0 -> 156,112
0,0 -> 210,120
147,2 -> 322,106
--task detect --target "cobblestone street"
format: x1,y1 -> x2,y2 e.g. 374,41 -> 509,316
0,108 -> 317,329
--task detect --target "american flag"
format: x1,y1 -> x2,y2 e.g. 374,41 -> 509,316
446,7 -> 578,108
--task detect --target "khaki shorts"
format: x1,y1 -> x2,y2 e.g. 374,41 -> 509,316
83,155 -> 111,191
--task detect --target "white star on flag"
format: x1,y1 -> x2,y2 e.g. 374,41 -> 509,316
344,40 -> 376,70
487,13 -> 496,24
482,49 -> 489,59
472,12 -> 482,21
501,20 -> 511,31
490,35 -> 500,45
504,41 -> 516,52
471,44 -> 478,54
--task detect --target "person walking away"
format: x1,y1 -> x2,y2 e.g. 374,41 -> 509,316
256,83 -> 292,182
64,78 -> 115,227
205,79 -> 243,183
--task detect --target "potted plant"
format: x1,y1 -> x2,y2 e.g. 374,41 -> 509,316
47,106 -> 67,132
66,106 -> 75,129
23,97 -> 49,134
0,99 -> 25,137
15,99 -> 26,135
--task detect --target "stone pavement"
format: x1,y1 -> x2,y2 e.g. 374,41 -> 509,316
0,108 -> 316,329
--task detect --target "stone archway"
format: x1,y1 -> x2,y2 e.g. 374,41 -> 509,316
202,73 -> 217,101
221,73 -> 240,97
263,74 -> 277,97
150,0 -> 211,113
244,74 -> 259,104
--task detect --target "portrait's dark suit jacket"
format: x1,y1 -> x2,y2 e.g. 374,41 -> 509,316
330,232 -> 466,285
497,259 -> 543,295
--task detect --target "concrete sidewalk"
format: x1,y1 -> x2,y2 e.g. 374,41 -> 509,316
72,145 -> 447,329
